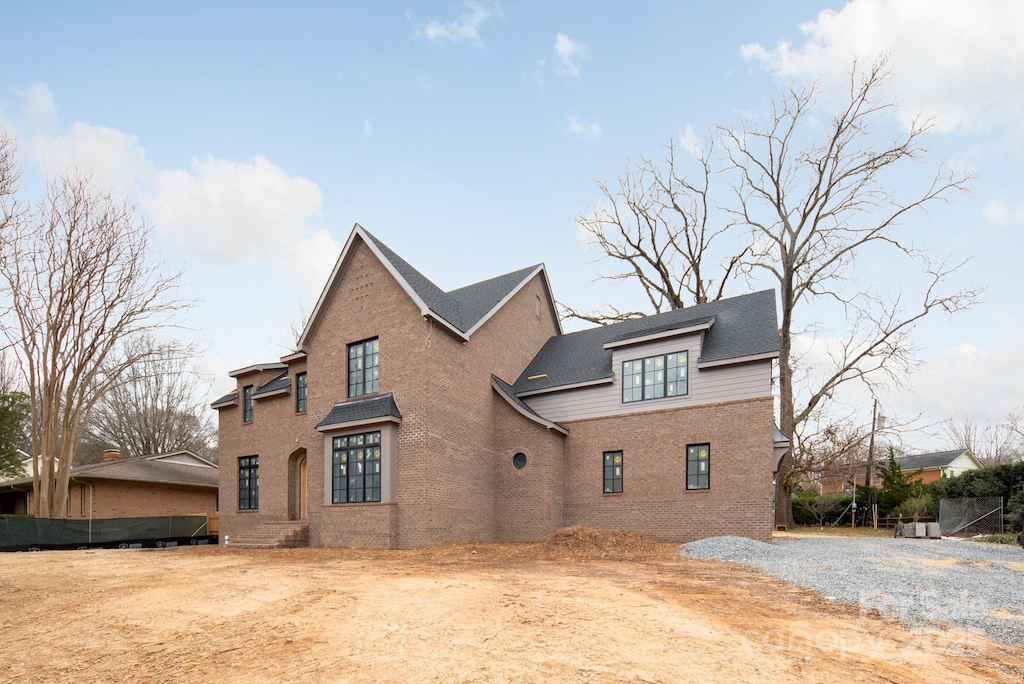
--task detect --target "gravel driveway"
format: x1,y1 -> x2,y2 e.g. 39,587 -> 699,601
680,536 -> 1024,645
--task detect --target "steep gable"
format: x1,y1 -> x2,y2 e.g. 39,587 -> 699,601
297,224 -> 558,350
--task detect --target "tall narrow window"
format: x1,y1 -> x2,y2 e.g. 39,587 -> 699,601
687,444 -> 710,490
603,450 -> 623,493
348,338 -> 379,397
331,431 -> 382,503
238,456 -> 259,509
621,351 -> 688,403
295,372 -> 308,413
243,385 -> 254,422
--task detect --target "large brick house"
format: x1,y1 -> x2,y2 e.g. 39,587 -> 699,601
213,224 -> 787,548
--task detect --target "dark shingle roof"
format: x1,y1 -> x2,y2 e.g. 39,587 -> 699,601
513,290 -> 779,394
0,452 -> 218,489
316,393 -> 402,430
892,449 -> 971,471
363,228 -> 540,334
491,375 -> 568,433
253,370 -> 290,397
211,391 -> 238,409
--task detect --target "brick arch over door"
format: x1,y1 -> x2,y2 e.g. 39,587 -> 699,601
287,448 -> 308,521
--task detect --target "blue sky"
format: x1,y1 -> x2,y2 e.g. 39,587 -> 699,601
2,1 -> 1022,450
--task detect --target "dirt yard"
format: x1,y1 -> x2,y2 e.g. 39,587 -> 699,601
1,528 -> 1021,683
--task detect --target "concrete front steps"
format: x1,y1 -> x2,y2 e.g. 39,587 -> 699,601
226,520 -> 309,549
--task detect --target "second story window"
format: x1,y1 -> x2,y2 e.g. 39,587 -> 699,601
348,338 -> 379,397
243,385 -> 254,422
296,372 -> 308,413
621,351 -> 688,403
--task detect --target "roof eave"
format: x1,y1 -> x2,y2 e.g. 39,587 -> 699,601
697,351 -> 778,369
462,265 -> 551,339
516,376 -> 614,398
315,415 -> 402,433
228,362 -> 288,378
602,319 -> 715,350
491,376 -> 568,435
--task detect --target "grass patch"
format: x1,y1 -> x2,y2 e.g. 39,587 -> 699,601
965,533 -> 1020,545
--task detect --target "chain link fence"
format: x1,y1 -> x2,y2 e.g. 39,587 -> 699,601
939,497 -> 1004,537
0,515 -> 212,550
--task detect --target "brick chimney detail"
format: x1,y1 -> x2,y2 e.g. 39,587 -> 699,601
102,449 -> 122,462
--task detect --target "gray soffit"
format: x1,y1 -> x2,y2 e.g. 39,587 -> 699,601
513,289 -> 779,395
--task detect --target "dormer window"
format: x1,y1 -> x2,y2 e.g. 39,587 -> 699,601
348,338 -> 379,398
621,351 -> 688,403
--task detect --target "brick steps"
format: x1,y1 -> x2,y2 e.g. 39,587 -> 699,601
227,521 -> 309,548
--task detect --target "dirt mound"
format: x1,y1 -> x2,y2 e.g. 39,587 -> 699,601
541,525 -> 666,560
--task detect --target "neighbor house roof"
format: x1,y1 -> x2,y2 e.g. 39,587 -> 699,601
298,224 -> 560,348
0,451 -> 218,489
316,393 -> 403,432
891,449 -> 978,471
513,289 -> 779,395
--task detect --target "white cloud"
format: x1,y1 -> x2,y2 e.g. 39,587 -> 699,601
31,121 -> 154,192
147,155 -> 339,294
4,83 -> 153,193
568,117 -> 601,139
740,0 -> 1024,134
983,199 -> 1024,227
677,125 -> 702,159
363,119 -> 373,138
554,33 -> 587,79
416,1 -> 500,44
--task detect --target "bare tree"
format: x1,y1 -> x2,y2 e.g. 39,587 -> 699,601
79,335 -> 215,463
0,130 -> 189,517
722,60 -> 979,525
566,136 -> 747,323
943,414 -> 1023,465
567,59 -> 979,526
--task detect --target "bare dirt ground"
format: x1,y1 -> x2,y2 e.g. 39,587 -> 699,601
1,527 -> 1022,683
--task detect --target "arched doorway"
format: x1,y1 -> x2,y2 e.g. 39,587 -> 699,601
287,448 -> 308,521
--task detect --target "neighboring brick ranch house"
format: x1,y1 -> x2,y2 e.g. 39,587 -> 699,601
213,224 -> 787,548
0,450 -> 219,518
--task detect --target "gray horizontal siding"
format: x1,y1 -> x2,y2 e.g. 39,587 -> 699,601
522,333 -> 772,423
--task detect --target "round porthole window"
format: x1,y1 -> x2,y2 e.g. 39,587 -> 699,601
512,452 -> 527,469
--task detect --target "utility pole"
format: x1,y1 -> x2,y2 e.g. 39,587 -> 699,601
864,399 -> 878,487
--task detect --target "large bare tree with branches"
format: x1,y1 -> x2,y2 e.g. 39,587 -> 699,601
79,335 -> 216,463
571,59 -> 979,526
567,137 -> 748,322
0,128 -> 190,517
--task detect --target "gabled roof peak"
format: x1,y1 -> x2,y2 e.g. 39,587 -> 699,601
298,224 -> 558,348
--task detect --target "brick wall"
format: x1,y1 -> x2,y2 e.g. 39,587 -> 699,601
64,480 -> 216,519
561,396 -> 775,542
492,394 -> 565,542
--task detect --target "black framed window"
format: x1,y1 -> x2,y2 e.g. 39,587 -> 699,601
332,431 -> 382,503
622,351 -> 687,403
238,456 -> 259,509
243,385 -> 254,422
603,450 -> 623,493
295,372 -> 307,413
348,338 -> 379,397
687,444 -> 710,490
